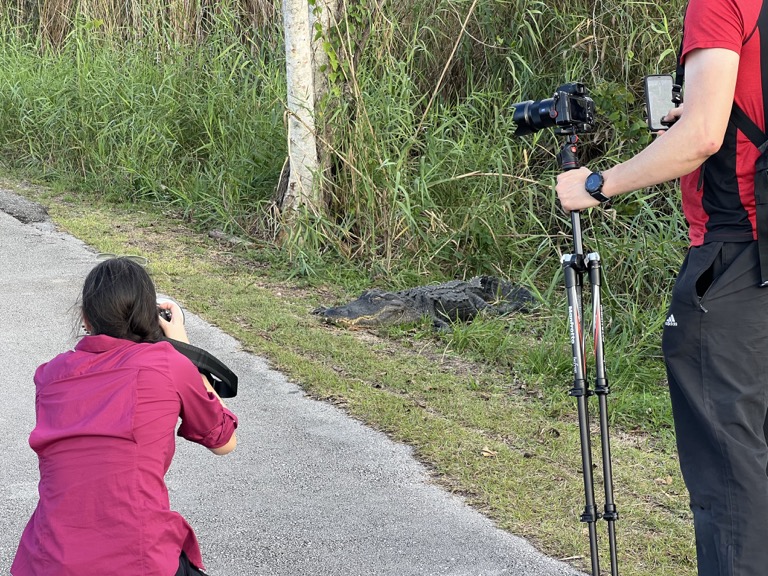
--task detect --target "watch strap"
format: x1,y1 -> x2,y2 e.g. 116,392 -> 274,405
588,189 -> 610,203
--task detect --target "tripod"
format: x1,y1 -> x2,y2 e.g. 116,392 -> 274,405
557,131 -> 619,576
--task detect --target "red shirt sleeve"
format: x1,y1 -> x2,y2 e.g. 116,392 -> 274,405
682,0 -> 747,59
169,350 -> 238,449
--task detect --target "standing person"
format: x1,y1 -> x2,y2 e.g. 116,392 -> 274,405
11,257 -> 238,576
556,1 -> 768,574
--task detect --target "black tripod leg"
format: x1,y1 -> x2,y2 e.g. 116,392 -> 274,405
587,252 -> 619,576
562,250 -> 601,576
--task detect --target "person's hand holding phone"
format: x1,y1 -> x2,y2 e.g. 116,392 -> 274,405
645,74 -> 679,132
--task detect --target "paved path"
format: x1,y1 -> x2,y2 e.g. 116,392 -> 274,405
0,191 -> 585,576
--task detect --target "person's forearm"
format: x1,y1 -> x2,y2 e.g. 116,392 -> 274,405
602,125 -> 719,198
210,432 -> 237,455
201,374 -> 238,455
555,115 -> 720,213
602,117 -> 721,200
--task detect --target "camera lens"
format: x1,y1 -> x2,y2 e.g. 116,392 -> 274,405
512,98 -> 557,136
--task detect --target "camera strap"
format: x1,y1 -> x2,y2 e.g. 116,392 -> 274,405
162,337 -> 239,398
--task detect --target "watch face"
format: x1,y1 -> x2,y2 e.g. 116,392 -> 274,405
586,172 -> 603,193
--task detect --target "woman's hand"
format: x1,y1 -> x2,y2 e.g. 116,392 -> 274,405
158,300 -> 190,344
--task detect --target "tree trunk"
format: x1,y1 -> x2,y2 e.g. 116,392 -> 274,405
278,0 -> 337,224
280,0 -> 319,218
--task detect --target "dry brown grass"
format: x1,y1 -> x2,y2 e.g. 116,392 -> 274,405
1,0 -> 277,46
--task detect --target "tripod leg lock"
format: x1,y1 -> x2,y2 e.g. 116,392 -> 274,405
602,504 -> 619,522
594,378 -> 610,395
580,505 -> 602,524
569,382 -> 593,398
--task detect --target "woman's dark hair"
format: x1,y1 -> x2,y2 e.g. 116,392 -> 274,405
81,257 -> 163,343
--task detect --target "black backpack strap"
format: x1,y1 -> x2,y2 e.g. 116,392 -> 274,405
732,103 -> 768,149
673,22 -> 685,106
162,337 -> 239,398
672,3 -> 692,106
731,103 -> 768,286
756,150 -> 768,287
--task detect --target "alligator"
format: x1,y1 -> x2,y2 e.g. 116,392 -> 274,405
313,276 -> 536,330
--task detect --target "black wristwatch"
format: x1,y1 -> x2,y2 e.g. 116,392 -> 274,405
585,171 -> 610,203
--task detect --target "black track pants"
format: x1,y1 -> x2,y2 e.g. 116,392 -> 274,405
175,552 -> 209,576
662,241 -> 768,576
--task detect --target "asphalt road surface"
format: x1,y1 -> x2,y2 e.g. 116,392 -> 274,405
0,190 -> 585,576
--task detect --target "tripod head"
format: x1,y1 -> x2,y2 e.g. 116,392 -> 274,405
511,82 -> 596,173
557,130 -> 582,171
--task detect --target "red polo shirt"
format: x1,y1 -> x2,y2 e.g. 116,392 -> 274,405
12,335 -> 238,576
681,0 -> 764,245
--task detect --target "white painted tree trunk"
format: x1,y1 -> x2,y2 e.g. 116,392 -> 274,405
281,0 -> 333,218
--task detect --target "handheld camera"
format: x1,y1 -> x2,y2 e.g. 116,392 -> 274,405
157,296 -> 185,324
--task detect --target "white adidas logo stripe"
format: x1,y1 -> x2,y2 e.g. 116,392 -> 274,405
665,314 -> 678,327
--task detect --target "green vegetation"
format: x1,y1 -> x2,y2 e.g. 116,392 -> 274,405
0,1 -> 696,574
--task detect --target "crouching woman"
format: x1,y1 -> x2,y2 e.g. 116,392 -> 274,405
12,256 -> 238,576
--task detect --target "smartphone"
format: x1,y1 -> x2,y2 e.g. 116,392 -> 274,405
644,74 -> 675,131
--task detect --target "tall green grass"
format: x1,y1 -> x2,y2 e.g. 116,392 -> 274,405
0,0 -> 690,433
0,4 -> 286,231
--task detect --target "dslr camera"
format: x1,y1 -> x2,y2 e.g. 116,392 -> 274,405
157,296 -> 185,323
512,82 -> 595,137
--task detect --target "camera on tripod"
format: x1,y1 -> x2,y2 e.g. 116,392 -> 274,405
512,81 -> 618,576
512,82 -> 596,137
